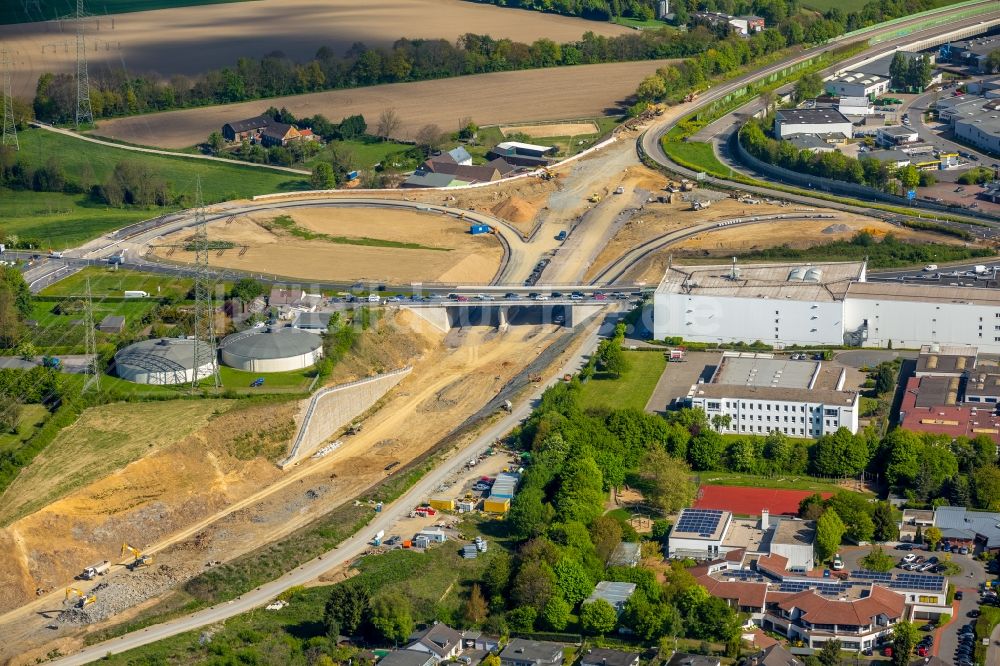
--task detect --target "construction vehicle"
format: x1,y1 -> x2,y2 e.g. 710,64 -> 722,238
65,587 -> 97,608
681,180 -> 696,192
588,193 -> 601,203
683,91 -> 699,103
502,399 -> 513,413
346,422 -> 363,435
80,560 -> 111,580
539,168 -> 553,181
121,542 -> 153,570
528,374 -> 542,382
692,199 -> 711,211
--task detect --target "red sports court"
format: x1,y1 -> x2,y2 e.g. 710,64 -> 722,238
694,484 -> 832,516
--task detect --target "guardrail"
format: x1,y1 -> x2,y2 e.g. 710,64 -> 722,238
833,0 -> 991,42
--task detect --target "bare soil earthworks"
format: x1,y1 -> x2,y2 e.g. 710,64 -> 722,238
500,122 -> 600,138
151,206 -> 504,284
1,0 -> 631,97
0,312 -> 567,662
609,209 -> 965,285
87,60 -> 677,148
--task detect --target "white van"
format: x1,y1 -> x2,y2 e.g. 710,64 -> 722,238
832,554 -> 844,571
923,264 -> 937,272
367,293 -> 381,303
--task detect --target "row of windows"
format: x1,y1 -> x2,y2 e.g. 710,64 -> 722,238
706,401 -> 841,417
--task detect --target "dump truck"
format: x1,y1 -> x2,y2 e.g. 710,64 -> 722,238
81,561 -> 111,580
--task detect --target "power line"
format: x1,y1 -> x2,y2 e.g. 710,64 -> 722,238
190,177 -> 220,392
1,47 -> 18,151
75,0 -> 93,128
81,275 -> 101,394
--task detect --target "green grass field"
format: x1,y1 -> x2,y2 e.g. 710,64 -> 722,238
612,16 -> 675,29
0,404 -> 49,455
0,0 -> 250,24
470,116 -> 620,162
213,365 -> 316,392
2,128 -> 307,247
660,139 -> 732,178
580,350 -> 666,412
39,266 -> 194,299
303,138 -> 415,172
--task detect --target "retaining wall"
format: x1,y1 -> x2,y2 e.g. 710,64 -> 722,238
279,366 -> 412,468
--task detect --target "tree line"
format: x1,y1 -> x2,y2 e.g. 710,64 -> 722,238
739,117 -> 933,195
33,28 -> 716,125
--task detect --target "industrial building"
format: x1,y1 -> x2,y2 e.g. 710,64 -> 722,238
944,36 -> 1000,73
774,108 -> 854,140
652,260 -> 1000,353
114,338 -> 215,385
687,352 -> 860,437
219,326 -> 323,372
823,73 -> 890,99
902,505 -> 1000,552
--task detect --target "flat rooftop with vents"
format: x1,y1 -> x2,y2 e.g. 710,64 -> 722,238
654,261 -> 866,303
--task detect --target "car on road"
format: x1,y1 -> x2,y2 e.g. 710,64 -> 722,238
924,264 -> 938,271
570,293 -> 584,300
594,293 -> 607,300
504,293 -> 521,300
534,294 -> 550,301
555,230 -> 567,241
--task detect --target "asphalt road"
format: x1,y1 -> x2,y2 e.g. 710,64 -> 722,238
47,314 -> 609,666
640,6 -> 1000,226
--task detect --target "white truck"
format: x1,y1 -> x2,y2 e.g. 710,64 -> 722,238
81,560 -> 111,579
974,265 -> 988,274
123,290 -> 149,298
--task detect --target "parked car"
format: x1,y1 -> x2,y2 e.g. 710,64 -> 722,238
956,590 -> 964,600
897,543 -> 913,551
960,546 -> 969,554
920,623 -> 936,632
968,609 -> 981,618
903,553 -> 917,563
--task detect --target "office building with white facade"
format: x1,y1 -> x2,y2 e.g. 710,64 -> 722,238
653,260 -> 1000,353
688,352 -> 860,437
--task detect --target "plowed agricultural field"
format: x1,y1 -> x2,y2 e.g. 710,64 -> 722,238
1,0 -> 630,97
90,59 -> 675,149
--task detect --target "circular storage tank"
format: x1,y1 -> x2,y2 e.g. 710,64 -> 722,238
219,326 -> 323,373
114,338 -> 215,385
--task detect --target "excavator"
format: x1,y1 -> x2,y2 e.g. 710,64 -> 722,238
65,587 -> 96,608
121,542 -> 154,570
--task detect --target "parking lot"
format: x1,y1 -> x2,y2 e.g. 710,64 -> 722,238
839,543 -> 986,662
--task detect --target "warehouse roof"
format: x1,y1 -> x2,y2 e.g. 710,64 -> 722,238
220,326 -> 321,359
713,355 -> 818,389
776,108 -> 852,125
655,261 -> 865,302
847,281 -> 1000,306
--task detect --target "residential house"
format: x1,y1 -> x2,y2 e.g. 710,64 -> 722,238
269,287 -> 307,307
406,623 -> 464,662
98,315 -> 126,334
665,654 -> 720,666
222,114 -> 271,142
378,650 -> 437,666
499,639 -> 564,666
580,649 -> 640,666
746,643 -> 803,666
260,122 -> 304,148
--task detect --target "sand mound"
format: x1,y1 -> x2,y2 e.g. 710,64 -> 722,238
822,223 -> 852,234
491,196 -> 539,225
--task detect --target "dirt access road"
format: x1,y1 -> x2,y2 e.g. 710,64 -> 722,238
88,59 -> 676,148
0,316 -> 574,664
44,314 -> 611,666
1,0 -> 630,98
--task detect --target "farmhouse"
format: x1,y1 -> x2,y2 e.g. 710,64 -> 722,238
487,141 -> 556,167
222,114 -> 272,142
260,122 -> 307,148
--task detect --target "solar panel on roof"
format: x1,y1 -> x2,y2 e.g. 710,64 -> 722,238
676,509 -> 725,534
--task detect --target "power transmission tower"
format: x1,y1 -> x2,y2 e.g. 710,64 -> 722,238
74,0 -> 93,128
82,276 -> 101,393
190,178 -> 220,392
1,48 -> 17,150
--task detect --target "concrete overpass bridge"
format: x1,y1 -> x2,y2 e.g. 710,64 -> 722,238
401,299 -> 609,332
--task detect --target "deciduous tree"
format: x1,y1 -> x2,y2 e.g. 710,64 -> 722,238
580,599 -> 618,635
816,509 -> 846,562
368,592 -> 414,644
640,449 -> 697,514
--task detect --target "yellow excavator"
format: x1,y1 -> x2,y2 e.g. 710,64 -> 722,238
65,587 -> 96,608
121,542 -> 154,570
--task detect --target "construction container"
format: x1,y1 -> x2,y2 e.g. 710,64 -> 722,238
462,545 -> 479,559
483,498 -> 510,513
429,498 -> 455,511
402,540 -> 412,549
469,224 -> 491,235
414,536 -> 430,549
457,500 -> 477,513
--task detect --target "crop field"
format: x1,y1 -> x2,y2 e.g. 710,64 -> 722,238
0,0 -> 249,24
1,0 -> 630,97
0,400 -> 234,526
88,60 -> 675,149
580,350 -> 667,412
0,129 -> 306,247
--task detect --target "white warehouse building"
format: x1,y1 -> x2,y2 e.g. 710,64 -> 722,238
653,260 -> 1000,353
774,108 -> 854,139
688,352 -> 860,437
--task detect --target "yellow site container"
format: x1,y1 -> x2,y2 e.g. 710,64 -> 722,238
429,498 -> 455,511
483,498 -> 510,514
